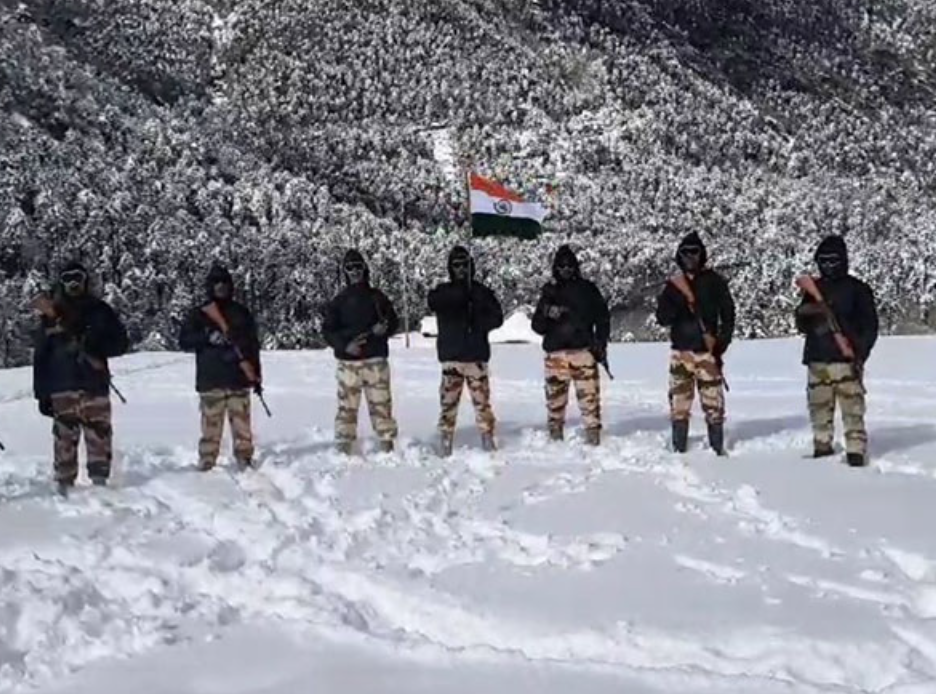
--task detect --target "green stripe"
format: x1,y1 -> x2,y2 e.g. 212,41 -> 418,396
471,214 -> 541,240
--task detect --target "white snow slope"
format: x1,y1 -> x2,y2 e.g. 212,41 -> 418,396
3,337 -> 936,694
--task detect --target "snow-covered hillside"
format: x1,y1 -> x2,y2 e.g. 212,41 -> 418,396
3,338 -> 936,693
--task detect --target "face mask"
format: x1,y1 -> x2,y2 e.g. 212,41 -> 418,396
556,262 -> 575,280
60,269 -> 86,297
451,260 -> 470,281
345,263 -> 365,283
817,255 -> 844,279
678,247 -> 702,272
211,282 -> 232,300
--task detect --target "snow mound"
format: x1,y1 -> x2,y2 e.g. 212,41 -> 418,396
490,309 -> 538,344
420,309 -> 538,344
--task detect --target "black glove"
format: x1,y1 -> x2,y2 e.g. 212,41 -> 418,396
253,383 -> 264,396
38,397 -> 53,418
207,329 -> 230,347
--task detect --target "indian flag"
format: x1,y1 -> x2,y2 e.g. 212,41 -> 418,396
469,173 -> 547,240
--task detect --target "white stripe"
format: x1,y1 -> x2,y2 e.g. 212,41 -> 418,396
470,190 -> 547,223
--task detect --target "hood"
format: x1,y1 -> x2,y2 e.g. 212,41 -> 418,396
551,244 -> 581,281
815,234 -> 848,268
675,232 -> 708,271
341,249 -> 371,285
204,263 -> 234,299
447,245 -> 475,281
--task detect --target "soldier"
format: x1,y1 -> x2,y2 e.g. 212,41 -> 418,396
655,232 -> 735,456
532,245 -> 610,445
427,246 -> 504,457
795,235 -> 878,467
179,263 -> 262,472
322,249 -> 399,455
32,261 -> 129,494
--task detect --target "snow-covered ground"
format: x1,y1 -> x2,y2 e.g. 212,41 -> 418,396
3,337 -> 936,693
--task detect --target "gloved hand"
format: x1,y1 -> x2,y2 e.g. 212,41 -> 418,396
253,383 -> 264,396
546,304 -> 566,320
796,302 -> 827,318
207,329 -> 229,346
38,397 -> 53,418
591,341 -> 608,364
347,335 -> 366,357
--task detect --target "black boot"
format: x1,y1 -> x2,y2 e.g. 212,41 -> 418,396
708,423 -> 727,457
438,433 -> 454,458
847,453 -> 867,467
813,445 -> 835,459
672,420 -> 689,453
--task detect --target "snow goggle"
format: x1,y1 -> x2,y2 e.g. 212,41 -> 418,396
817,254 -> 842,266
678,246 -> 702,257
60,269 -> 87,285
451,259 -> 470,270
344,262 -> 365,272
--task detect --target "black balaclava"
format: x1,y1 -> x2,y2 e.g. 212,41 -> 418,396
815,235 -> 849,281
675,232 -> 708,275
342,249 -> 369,286
447,246 -> 474,284
552,245 -> 581,283
205,263 -> 234,302
59,260 -> 89,299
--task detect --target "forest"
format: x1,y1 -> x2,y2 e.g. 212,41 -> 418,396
2,0 -> 935,365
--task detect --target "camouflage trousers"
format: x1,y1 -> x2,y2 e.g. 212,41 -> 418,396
545,349 -> 601,434
669,351 -> 725,424
808,363 -> 867,456
336,358 -> 398,444
51,392 -> 112,484
439,362 -> 495,436
199,389 -> 253,469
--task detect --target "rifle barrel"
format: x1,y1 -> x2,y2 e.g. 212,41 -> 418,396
257,391 -> 273,418
109,379 -> 128,404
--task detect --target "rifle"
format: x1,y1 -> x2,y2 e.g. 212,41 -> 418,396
795,275 -> 859,365
615,261 -> 750,311
201,302 -> 272,417
591,345 -> 614,380
668,273 -> 729,392
32,294 -> 127,404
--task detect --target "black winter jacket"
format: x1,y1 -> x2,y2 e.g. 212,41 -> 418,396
655,270 -> 736,353
796,275 -> 878,364
532,279 -> 611,353
33,296 -> 129,399
428,281 -> 503,363
322,284 -> 399,361
178,300 -> 261,392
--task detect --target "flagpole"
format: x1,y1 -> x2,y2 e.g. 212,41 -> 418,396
403,225 -> 411,349
464,167 -> 474,334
